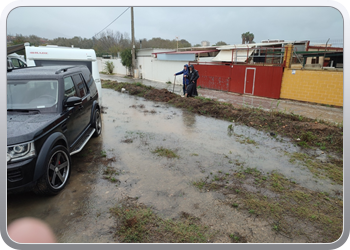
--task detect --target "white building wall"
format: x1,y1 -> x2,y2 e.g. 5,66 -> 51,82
97,56 -> 189,85
97,58 -> 129,75
137,57 -> 187,85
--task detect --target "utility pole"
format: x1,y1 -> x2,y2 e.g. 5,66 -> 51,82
131,7 -> 135,77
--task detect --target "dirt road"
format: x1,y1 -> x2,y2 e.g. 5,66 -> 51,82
100,73 -> 343,124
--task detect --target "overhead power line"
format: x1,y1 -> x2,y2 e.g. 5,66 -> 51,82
93,7 -> 130,38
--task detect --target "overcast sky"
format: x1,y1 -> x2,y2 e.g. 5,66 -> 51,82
6,6 -> 344,46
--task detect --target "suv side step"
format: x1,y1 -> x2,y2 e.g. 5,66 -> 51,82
70,127 -> 96,156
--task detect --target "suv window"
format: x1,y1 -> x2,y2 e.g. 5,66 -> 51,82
7,80 -> 58,112
72,74 -> 88,98
64,77 -> 77,98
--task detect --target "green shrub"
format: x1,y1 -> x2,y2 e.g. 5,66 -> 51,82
104,61 -> 115,74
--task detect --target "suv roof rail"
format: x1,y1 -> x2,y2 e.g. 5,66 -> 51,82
55,66 -> 76,74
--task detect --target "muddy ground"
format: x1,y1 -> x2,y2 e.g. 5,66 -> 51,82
104,80 -> 343,158
7,81 -> 343,244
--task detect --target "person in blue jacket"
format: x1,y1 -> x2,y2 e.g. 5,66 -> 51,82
185,65 -> 199,97
174,64 -> 189,96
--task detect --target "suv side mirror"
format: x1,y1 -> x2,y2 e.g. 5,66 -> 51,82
65,96 -> 82,107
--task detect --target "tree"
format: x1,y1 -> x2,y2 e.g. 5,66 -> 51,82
248,33 -> 255,44
178,39 -> 191,48
92,30 -> 131,57
241,32 -> 255,44
241,33 -> 246,44
214,41 -> 227,46
9,34 -> 27,45
120,48 -> 132,75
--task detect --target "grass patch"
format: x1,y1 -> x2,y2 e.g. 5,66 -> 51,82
109,198 -> 214,243
195,96 -> 212,102
102,80 -> 154,96
102,166 -> 121,184
288,152 -> 342,185
229,232 -> 247,243
152,147 -> 179,159
192,167 -> 343,242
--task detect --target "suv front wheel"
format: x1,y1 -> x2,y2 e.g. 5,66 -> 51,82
33,145 -> 71,195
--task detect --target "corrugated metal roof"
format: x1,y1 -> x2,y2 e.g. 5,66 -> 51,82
212,49 -> 255,62
152,50 -> 218,55
217,42 -> 289,50
217,41 -> 308,50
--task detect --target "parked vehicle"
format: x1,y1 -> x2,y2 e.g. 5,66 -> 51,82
7,58 -> 14,72
24,43 -> 103,106
7,53 -> 27,69
7,65 -> 102,195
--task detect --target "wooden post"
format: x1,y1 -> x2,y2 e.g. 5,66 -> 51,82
131,7 -> 135,77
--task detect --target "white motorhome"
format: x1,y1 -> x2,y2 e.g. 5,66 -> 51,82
24,43 -> 103,106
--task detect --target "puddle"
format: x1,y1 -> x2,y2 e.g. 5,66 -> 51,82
7,88 -> 342,243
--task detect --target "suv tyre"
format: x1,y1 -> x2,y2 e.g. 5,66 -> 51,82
33,145 -> 71,195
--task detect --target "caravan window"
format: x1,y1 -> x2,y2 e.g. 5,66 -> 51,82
33,60 -> 92,73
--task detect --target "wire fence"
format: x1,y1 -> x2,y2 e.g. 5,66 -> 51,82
309,38 -> 343,48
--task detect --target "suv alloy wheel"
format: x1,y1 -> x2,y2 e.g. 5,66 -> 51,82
33,145 -> 71,195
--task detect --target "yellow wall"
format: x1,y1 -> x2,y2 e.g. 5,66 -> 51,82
280,69 -> 343,106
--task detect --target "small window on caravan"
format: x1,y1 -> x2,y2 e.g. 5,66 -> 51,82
33,60 -> 93,74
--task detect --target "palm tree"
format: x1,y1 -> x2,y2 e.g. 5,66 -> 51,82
241,32 -> 255,44
248,33 -> 254,44
241,33 -> 246,44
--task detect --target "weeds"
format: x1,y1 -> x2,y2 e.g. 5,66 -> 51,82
288,152 -> 342,185
229,233 -> 247,243
109,198 -> 213,243
102,166 -> 121,183
192,167 -> 343,242
152,147 -> 179,159
300,131 -> 316,142
100,150 -> 107,157
195,96 -> 212,102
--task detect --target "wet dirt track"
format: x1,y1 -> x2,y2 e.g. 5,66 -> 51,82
7,88 -> 342,243
100,73 -> 343,124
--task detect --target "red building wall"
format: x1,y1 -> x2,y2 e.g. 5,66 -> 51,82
193,64 -> 284,99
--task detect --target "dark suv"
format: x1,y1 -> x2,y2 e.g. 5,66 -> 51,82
7,65 -> 102,195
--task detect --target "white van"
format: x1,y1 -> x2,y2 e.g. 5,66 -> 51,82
24,43 -> 103,106
8,53 -> 27,68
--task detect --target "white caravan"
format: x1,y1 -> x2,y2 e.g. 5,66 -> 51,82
24,43 -> 103,106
